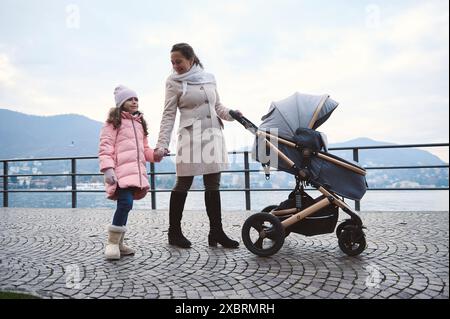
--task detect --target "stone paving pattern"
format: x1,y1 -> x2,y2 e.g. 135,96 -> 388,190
0,208 -> 448,299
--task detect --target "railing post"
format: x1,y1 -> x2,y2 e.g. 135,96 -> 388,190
244,151 -> 251,210
352,148 -> 361,211
150,163 -> 156,210
3,161 -> 8,207
71,158 -> 77,208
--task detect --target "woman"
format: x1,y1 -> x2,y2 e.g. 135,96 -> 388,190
154,43 -> 242,249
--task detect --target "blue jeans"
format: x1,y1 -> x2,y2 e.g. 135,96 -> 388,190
112,188 -> 134,226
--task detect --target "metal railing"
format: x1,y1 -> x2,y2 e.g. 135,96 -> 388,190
1,143 -> 448,211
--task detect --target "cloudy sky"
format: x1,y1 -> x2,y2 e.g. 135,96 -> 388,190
0,0 -> 448,159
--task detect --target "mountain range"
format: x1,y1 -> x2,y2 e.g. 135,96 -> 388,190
0,109 -> 101,159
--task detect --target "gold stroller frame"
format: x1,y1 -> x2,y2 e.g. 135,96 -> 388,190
230,111 -> 368,257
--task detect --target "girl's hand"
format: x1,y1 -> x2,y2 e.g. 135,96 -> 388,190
234,109 -> 243,117
104,168 -> 117,185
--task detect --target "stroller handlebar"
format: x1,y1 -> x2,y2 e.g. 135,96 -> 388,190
229,110 -> 258,133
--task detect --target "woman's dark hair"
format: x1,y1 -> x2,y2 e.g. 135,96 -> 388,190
106,105 -> 149,136
171,43 -> 203,68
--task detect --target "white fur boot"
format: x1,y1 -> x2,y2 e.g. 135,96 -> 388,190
104,225 -> 125,260
119,230 -> 135,256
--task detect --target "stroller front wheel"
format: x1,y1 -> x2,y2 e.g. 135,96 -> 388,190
242,213 -> 285,257
338,225 -> 366,256
336,219 -> 357,238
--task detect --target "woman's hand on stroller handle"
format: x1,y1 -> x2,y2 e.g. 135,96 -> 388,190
229,110 -> 258,133
229,109 -> 243,120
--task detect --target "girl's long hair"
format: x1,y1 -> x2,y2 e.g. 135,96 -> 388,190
106,106 -> 149,136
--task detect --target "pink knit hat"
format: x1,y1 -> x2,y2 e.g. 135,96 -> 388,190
114,85 -> 138,108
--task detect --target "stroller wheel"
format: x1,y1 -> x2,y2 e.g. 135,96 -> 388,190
338,225 -> 366,256
261,205 -> 278,213
242,213 -> 285,257
336,219 -> 357,238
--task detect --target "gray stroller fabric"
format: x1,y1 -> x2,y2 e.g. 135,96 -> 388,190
309,154 -> 367,200
253,92 -> 367,201
259,92 -> 339,137
255,136 -> 367,200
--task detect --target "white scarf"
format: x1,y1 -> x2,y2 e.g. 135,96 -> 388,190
169,64 -> 216,96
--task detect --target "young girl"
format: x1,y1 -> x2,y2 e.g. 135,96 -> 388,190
99,85 -> 161,260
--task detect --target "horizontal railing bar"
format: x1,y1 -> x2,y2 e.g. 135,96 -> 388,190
0,189 -> 280,193
1,143 -> 448,163
0,156 -> 98,162
364,188 -> 450,191
0,174 -> 72,177
364,165 -> 449,170
0,190 -> 102,193
2,165 -> 448,179
149,188 -> 450,192
152,166 -> 449,174
1,188 -> 448,194
329,143 -> 449,151
0,173 -> 104,178
148,169 -> 263,176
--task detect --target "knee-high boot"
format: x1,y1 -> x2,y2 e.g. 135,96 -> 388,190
205,190 -> 239,248
168,191 -> 191,248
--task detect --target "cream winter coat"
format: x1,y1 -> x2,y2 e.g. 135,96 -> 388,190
156,78 -> 234,176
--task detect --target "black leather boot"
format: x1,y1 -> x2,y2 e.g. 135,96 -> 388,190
168,191 -> 191,248
205,190 -> 239,248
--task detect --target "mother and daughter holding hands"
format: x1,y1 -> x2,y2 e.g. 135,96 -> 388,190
99,43 -> 244,260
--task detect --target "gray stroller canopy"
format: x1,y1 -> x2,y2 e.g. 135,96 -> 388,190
253,92 -> 367,200
259,92 -> 339,138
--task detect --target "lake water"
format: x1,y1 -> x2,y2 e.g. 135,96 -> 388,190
2,190 -> 448,212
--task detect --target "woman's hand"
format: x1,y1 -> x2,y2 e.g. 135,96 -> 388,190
234,109 -> 243,117
103,168 -> 117,185
154,148 -> 169,162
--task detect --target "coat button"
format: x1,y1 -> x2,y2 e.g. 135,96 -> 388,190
204,99 -> 209,103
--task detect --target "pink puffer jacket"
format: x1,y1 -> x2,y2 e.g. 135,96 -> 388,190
98,111 -> 157,200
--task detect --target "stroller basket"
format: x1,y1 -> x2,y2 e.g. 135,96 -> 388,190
276,192 -> 338,236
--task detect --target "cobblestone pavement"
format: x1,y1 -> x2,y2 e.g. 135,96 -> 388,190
0,208 -> 448,299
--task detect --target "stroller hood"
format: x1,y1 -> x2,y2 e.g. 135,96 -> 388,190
259,92 -> 338,139
252,92 -> 367,200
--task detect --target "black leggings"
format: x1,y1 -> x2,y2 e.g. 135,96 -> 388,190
172,173 -> 221,192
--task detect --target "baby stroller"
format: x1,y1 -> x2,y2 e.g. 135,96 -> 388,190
229,92 -> 368,257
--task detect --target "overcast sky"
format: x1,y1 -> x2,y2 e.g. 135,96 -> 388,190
0,0 -> 448,160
